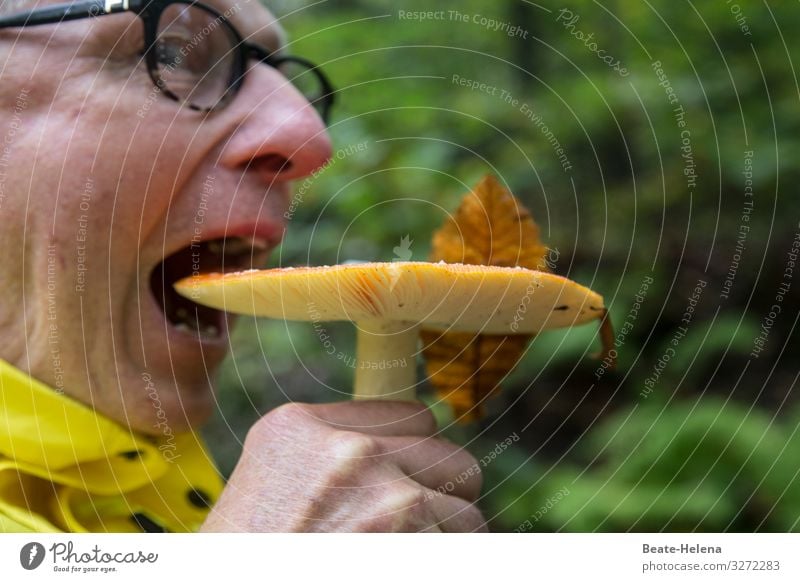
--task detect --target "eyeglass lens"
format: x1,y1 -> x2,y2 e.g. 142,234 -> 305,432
155,3 -> 238,110
153,2 -> 328,116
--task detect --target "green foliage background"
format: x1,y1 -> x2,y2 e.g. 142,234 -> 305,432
204,0 -> 800,531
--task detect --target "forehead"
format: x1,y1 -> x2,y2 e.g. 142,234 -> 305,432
20,0 -> 287,50
202,0 -> 287,49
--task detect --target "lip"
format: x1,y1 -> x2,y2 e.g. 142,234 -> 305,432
155,220 -> 286,265
143,219 -> 286,353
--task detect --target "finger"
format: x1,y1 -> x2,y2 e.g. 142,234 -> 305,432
428,494 -> 488,533
379,436 -> 483,502
301,400 -> 438,437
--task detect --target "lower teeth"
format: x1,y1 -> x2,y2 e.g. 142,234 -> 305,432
173,321 -> 220,338
174,322 -> 193,333
173,307 -> 220,338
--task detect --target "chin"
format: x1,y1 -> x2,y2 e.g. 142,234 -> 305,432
93,354 -> 219,436
133,371 -> 217,435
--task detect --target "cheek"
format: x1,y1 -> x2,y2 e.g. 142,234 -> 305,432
6,46 -> 224,259
48,96 -> 204,241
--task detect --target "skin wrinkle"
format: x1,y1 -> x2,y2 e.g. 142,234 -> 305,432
0,0 -> 331,434
0,0 -> 28,15
1,1 -> 489,534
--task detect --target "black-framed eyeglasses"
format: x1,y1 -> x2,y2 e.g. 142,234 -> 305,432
0,0 -> 335,123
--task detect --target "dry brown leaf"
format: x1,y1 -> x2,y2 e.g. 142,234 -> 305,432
429,174 -> 550,270
421,174 -> 549,421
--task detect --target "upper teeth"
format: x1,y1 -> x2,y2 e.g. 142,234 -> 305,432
243,236 -> 269,251
207,237 -> 268,256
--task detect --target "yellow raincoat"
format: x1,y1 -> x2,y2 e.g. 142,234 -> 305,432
0,360 -> 223,532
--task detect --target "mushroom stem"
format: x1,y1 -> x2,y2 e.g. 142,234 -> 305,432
353,320 -> 419,401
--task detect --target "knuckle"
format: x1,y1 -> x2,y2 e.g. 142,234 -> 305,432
245,402 -> 313,448
242,419 -> 268,450
412,405 -> 438,435
427,496 -> 487,532
459,503 -> 488,531
384,487 -> 430,530
362,486 -> 430,532
265,402 -> 313,427
320,431 -> 382,487
451,449 -> 484,500
327,430 -> 382,460
463,462 -> 484,499
384,486 -> 428,511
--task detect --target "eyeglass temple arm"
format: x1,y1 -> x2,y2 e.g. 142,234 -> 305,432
0,0 -> 139,28
246,45 -> 336,109
276,54 -> 337,117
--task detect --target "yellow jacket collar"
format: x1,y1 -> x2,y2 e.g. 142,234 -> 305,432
0,359 -> 222,532
0,360 -> 158,472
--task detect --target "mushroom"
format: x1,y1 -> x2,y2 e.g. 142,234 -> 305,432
174,261 -> 611,401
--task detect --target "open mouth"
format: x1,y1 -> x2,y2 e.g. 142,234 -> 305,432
150,237 -> 270,340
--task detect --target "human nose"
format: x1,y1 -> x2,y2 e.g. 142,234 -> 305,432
219,62 -> 333,182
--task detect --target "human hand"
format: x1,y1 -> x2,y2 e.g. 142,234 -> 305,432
201,401 -> 486,532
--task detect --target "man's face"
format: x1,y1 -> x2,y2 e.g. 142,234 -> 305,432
0,0 -> 332,433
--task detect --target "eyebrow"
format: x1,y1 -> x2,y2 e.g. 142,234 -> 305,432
266,23 -> 288,55
235,4 -> 288,55
236,20 -> 286,57
205,0 -> 287,54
